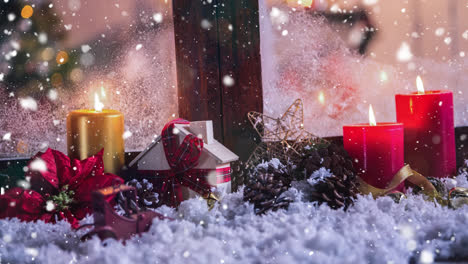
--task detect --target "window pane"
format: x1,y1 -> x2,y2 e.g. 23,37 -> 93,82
261,0 -> 468,137
0,0 -> 177,157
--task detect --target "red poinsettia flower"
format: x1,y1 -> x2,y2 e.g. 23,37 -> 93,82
0,148 -> 123,228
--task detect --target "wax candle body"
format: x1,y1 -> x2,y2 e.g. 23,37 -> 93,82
343,123 -> 404,190
395,90 -> 455,178
67,109 -> 125,174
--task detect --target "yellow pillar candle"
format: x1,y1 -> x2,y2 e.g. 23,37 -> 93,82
66,94 -> 124,174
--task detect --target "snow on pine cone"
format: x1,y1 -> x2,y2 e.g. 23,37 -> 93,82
307,169 -> 359,209
243,159 -> 294,215
127,179 -> 160,209
412,177 -> 449,198
300,142 -> 359,209
299,142 -> 356,180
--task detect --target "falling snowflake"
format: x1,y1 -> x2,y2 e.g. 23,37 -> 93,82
45,201 -> 55,212
37,32 -> 47,44
81,44 -> 91,53
7,13 -> 15,21
153,13 -> 163,23
30,158 -> 47,172
19,97 -> 38,111
123,130 -> 132,139
47,89 -> 58,101
201,19 -> 212,30
2,132 -> 11,141
135,44 -> 143,51
222,75 -> 235,86
362,0 -> 378,5
397,42 -> 413,62
435,27 -> 445,36
444,37 -> 452,45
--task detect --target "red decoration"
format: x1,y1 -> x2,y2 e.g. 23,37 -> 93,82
395,90 -> 456,178
158,119 -> 212,207
343,123 -> 405,191
0,148 -> 123,228
82,185 -> 168,241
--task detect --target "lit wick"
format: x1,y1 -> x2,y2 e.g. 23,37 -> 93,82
416,75 -> 425,94
369,104 -> 377,126
94,93 -> 104,112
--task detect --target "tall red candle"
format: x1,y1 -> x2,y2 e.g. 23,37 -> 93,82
343,107 -> 404,190
395,77 -> 455,178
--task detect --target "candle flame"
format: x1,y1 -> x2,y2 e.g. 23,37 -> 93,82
100,86 -> 106,97
94,93 -> 104,112
416,75 -> 425,94
369,104 -> 377,126
318,91 -> 325,105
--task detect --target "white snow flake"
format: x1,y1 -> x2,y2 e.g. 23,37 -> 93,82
153,13 -> 163,23
19,97 -> 38,111
222,75 -> 234,87
201,19 -> 212,30
81,44 -> 91,53
397,42 -> 413,62
2,132 -> 11,141
30,158 -> 47,172
38,33 -> 47,44
123,130 -> 132,139
45,201 -> 55,212
47,89 -> 58,101
435,27 -> 445,36
135,44 -> 143,51
7,13 -> 15,21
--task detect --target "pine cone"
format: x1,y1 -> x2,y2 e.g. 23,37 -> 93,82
412,177 -> 448,198
127,179 -> 160,209
299,142 -> 356,180
309,173 -> 359,209
458,159 -> 468,176
243,160 -> 293,215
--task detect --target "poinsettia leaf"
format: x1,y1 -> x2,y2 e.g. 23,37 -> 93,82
27,148 -> 64,192
73,172 -> 123,204
0,188 -> 45,221
68,149 -> 105,190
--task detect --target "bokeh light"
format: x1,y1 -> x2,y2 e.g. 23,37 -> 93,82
56,51 -> 69,65
21,5 -> 34,19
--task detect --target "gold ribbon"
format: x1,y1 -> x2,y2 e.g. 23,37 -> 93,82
358,164 -> 448,205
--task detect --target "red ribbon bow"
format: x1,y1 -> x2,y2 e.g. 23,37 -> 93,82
159,119 -> 212,206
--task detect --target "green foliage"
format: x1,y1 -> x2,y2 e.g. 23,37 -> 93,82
0,0 -> 77,93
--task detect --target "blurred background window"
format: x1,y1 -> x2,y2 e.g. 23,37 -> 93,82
0,0 -> 178,157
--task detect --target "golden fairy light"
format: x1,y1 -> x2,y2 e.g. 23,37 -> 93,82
41,48 -> 54,61
369,105 -> 377,126
21,5 -> 34,19
56,51 -> 69,65
51,73 -> 63,87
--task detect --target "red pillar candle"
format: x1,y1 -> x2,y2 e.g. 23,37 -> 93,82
343,106 -> 405,190
395,76 -> 456,178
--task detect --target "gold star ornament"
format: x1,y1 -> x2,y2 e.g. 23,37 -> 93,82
247,99 -> 321,165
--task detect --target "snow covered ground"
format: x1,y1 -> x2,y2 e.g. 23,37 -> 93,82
1,173 -> 468,264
